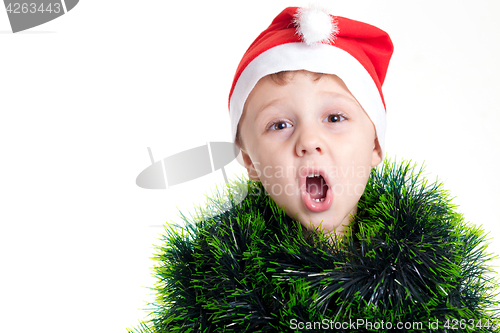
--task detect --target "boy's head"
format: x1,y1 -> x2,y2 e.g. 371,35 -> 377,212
228,6 -> 393,234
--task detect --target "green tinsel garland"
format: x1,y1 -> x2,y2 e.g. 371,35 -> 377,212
129,160 -> 499,333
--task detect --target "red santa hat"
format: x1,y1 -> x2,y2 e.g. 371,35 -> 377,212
229,5 -> 393,156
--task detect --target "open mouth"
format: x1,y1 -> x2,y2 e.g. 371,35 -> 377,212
306,173 -> 328,202
300,169 -> 333,213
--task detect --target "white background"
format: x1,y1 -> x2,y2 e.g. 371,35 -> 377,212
1,0 -> 499,331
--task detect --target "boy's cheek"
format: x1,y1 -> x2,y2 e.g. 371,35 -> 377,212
329,181 -> 367,198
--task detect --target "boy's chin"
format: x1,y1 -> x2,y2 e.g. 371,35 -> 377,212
296,208 -> 354,235
298,217 -> 342,234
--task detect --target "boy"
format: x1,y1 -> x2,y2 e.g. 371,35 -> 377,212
235,71 -> 381,235
228,5 -> 391,237
132,6 -> 498,332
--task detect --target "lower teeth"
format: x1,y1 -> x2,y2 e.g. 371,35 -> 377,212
312,198 -> 325,202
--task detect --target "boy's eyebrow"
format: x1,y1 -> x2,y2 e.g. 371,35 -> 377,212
257,98 -> 284,115
322,91 -> 359,104
322,91 -> 364,111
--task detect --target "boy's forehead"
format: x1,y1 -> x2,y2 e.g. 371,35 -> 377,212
245,71 -> 358,113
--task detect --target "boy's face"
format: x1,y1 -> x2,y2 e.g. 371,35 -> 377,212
238,71 -> 382,234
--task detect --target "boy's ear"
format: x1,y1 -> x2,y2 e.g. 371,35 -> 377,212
239,149 -> 260,181
371,137 -> 383,167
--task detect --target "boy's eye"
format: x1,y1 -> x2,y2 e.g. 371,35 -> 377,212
323,113 -> 346,123
269,120 -> 293,131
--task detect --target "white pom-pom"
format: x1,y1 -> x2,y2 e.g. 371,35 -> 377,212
294,5 -> 338,46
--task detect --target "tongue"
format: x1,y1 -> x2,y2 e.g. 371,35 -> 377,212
306,176 -> 327,200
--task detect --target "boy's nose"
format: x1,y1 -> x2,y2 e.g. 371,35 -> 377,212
296,127 -> 323,157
